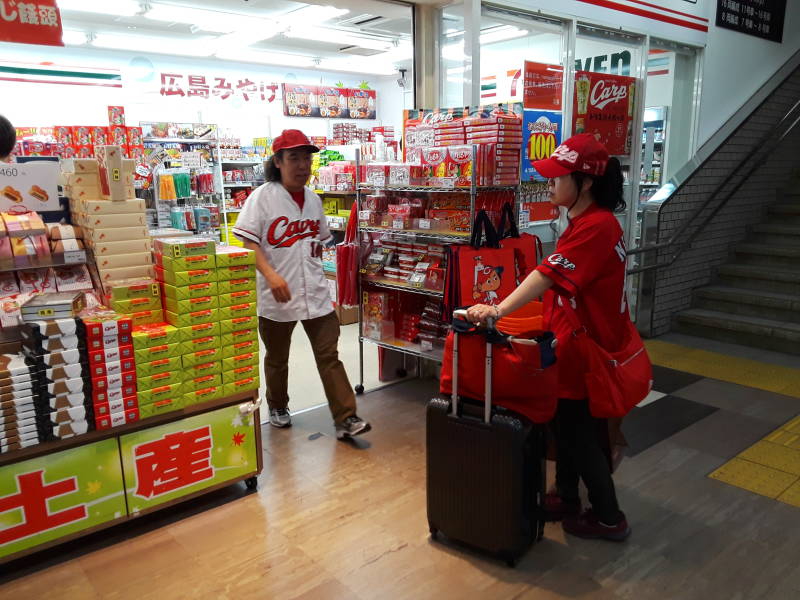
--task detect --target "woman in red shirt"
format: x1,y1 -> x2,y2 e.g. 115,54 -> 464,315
467,134 -> 632,541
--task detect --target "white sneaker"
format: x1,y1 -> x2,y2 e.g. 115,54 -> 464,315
269,408 -> 291,428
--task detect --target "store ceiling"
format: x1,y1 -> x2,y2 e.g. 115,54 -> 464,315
58,0 -> 413,76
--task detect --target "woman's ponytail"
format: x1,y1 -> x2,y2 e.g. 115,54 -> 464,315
592,157 -> 625,212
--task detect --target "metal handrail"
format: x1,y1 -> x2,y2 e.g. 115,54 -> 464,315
626,97 -> 800,276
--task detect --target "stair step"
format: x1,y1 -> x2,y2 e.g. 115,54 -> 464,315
734,243 -> 800,267
674,308 -> 800,355
750,223 -> 800,246
768,204 -> 800,223
717,264 -> 800,294
693,285 -> 800,323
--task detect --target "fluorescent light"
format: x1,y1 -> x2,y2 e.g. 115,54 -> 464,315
285,26 -> 394,52
480,26 -> 528,45
317,58 -> 396,76
58,0 -> 140,17
91,33 -> 215,57
215,49 -> 314,68
281,5 -> 349,25
62,30 -> 88,45
146,5 -> 275,35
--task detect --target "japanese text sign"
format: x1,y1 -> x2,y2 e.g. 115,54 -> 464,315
572,71 -> 636,156
716,0 -> 785,43
522,110 -> 563,182
120,404 -> 257,512
160,73 -> 279,103
0,439 -> 125,560
523,62 -> 564,110
0,0 -> 62,47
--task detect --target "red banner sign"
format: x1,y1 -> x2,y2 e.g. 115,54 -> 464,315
572,71 -> 636,156
523,62 -> 563,110
0,0 -> 63,47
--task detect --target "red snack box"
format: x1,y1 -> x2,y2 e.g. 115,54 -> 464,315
90,126 -> 108,146
94,395 -> 137,417
126,126 -> 142,146
93,385 -> 137,408
89,357 -> 136,378
91,371 -> 137,392
75,146 -> 94,158
86,333 -> 133,352
95,407 -> 139,431
71,126 -> 91,146
60,145 -> 78,159
108,106 -> 126,126
83,314 -> 134,341
88,345 -> 135,365
126,145 -> 145,160
54,126 -> 73,145
463,116 -> 520,126
108,126 -> 127,147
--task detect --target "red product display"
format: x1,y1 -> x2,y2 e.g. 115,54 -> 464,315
573,70 -> 635,155
89,126 -> 108,146
88,345 -> 135,365
83,315 -> 134,341
89,357 -> 136,378
91,372 -> 137,391
96,407 -> 140,431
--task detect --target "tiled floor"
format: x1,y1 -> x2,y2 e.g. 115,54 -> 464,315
2,336 -> 800,598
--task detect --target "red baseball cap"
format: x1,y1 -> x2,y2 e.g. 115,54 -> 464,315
532,133 -> 609,178
272,129 -> 319,154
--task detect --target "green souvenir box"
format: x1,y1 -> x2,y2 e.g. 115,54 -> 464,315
129,309 -> 165,327
223,377 -> 260,397
153,237 -> 216,259
177,335 -> 220,355
181,346 -> 223,367
182,360 -> 223,379
138,382 -> 183,406
132,323 -> 180,350
183,385 -> 223,406
155,266 -> 218,286
220,327 -> 258,347
106,277 -> 160,301
137,370 -> 183,391
182,373 -> 223,393
220,315 -> 258,334
218,302 -> 257,321
222,363 -> 259,384
135,356 -> 183,378
217,277 -> 257,294
161,281 -> 219,301
222,351 -> 259,371
178,321 -> 221,342
221,338 -> 259,359
216,264 -> 257,281
111,295 -> 162,314
157,253 -> 216,272
138,396 -> 185,420
165,307 -> 219,328
163,294 -> 219,315
218,289 -> 258,307
134,342 -> 180,365
215,246 -> 255,267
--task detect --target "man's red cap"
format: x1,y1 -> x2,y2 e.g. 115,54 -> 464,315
532,133 -> 609,178
272,129 -> 319,154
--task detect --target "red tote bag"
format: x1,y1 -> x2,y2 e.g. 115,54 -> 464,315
335,202 -> 359,307
457,210 -> 517,307
439,316 -> 558,424
562,301 -> 653,418
497,202 -> 543,284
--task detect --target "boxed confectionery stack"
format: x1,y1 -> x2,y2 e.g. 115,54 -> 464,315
153,239 -> 259,409
65,148 -> 154,286
81,307 -> 139,429
0,353 -> 45,453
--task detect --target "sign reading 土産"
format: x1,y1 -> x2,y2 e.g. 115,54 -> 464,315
0,0 -> 63,47
716,0 -> 786,43
572,71 -> 636,156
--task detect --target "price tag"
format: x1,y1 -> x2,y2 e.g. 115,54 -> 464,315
372,175 -> 386,187
420,340 -> 434,352
64,250 -> 86,264
441,178 -> 456,189
0,162 -> 60,211
359,268 -> 367,274
181,152 -> 203,168
408,272 -> 426,287
392,220 -> 404,230
518,210 -> 530,229
415,262 -> 430,272
418,219 -> 431,230
135,164 -> 151,177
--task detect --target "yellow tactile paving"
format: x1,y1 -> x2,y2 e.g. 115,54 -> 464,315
709,458 -> 798,499
765,430 -> 800,450
645,340 -> 800,399
777,480 -> 800,508
738,441 -> 800,476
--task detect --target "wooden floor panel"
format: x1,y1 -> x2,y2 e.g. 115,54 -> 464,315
3,376 -> 800,599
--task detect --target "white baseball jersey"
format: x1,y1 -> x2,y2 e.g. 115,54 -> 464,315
233,182 -> 333,322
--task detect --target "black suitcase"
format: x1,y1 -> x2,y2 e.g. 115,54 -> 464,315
426,311 -> 546,567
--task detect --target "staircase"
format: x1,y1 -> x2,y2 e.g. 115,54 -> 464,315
674,188 -> 800,355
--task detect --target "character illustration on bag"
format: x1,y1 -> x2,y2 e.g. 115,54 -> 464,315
472,256 -> 504,305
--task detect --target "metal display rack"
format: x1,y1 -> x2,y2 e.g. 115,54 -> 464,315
354,146 -> 518,394
220,159 -> 266,244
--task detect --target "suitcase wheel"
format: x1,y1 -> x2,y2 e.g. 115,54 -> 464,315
429,526 -> 438,540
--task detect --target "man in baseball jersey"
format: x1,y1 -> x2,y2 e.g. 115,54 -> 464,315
233,129 -> 370,439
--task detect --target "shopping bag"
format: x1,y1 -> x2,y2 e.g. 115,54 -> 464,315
456,211 -> 517,307
561,300 -> 653,418
497,203 -> 543,284
335,202 -> 359,307
439,312 -> 558,424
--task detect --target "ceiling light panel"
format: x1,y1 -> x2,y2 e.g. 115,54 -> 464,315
146,5 -> 275,35
91,33 -> 215,57
285,27 -> 394,52
57,0 -> 140,17
61,30 -> 88,45
215,49 -> 314,68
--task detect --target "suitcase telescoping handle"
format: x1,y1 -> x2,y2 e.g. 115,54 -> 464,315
452,309 -> 496,425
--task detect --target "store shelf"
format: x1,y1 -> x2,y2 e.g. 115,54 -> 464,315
640,183 -> 661,187
221,159 -> 264,165
315,190 -> 357,196
143,137 -> 217,144
361,335 -> 444,363
223,208 -> 243,213
223,182 -> 260,188
0,250 -> 88,273
358,184 -> 516,193
363,276 -> 444,297
360,226 -> 470,242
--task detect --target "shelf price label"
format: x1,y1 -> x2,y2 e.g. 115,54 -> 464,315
418,219 -> 431,230
420,340 -> 434,352
392,220 -> 404,230
64,250 -> 87,265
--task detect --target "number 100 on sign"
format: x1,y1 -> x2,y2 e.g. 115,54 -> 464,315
522,110 -> 563,183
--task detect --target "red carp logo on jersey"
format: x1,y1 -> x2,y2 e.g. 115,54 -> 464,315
267,217 -> 320,248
